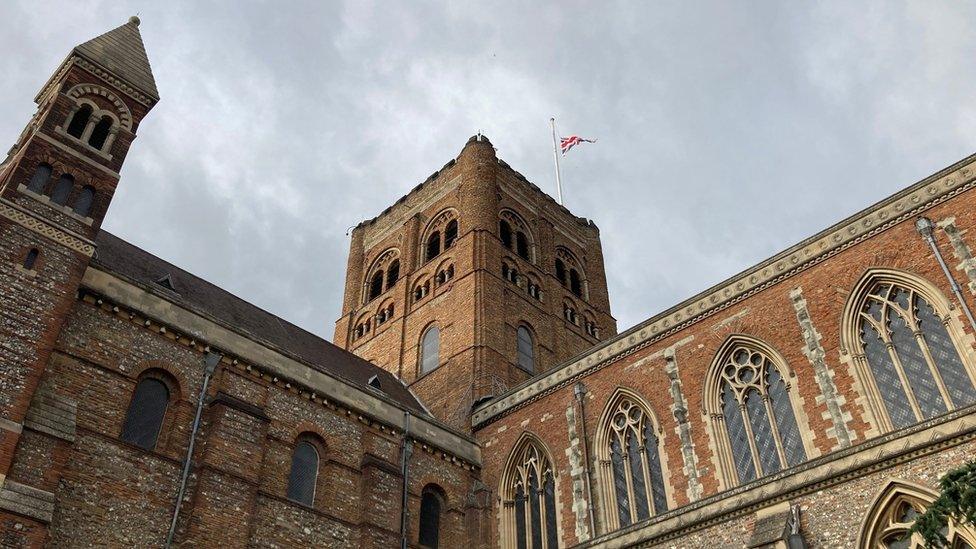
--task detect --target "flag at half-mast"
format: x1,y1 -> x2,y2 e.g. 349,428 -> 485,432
560,135 -> 596,156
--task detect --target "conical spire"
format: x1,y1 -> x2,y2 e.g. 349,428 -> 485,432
72,16 -> 158,100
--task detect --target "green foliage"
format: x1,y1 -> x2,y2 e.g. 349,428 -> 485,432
908,460 -> 976,547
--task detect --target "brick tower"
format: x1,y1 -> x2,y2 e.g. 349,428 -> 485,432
335,136 -> 616,430
0,17 -> 157,535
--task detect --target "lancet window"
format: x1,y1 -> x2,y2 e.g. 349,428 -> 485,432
502,436 -> 559,549
855,280 -> 976,430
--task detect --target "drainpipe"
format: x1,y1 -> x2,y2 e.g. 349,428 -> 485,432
400,411 -> 412,549
165,351 -> 221,548
574,382 -> 597,537
915,216 -> 976,332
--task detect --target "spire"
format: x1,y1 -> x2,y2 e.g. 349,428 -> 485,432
72,16 -> 159,100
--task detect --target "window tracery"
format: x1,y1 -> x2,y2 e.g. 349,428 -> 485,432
500,210 -> 534,263
555,248 -> 585,299
422,209 -> 458,263
364,248 -> 400,303
859,480 -> 976,548
501,435 -> 559,549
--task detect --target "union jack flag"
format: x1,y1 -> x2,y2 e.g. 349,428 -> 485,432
560,135 -> 596,155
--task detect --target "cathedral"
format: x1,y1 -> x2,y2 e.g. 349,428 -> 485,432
1,18 -> 975,549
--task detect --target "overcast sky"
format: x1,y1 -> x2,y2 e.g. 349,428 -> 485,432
3,2 -> 975,341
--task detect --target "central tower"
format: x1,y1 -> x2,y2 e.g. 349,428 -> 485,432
335,136 -> 615,430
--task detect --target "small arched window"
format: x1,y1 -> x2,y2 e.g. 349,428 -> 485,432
444,220 -> 458,249
369,270 -> 385,301
88,116 -> 113,150
72,185 -> 95,217
419,485 -> 443,548
499,220 -> 513,249
517,326 -> 534,373
27,163 -> 52,193
386,260 -> 400,289
66,104 -> 93,138
120,377 -> 170,450
420,326 -> 440,374
516,232 -> 530,260
555,259 -> 567,286
426,231 -> 441,261
23,248 -> 39,271
50,174 -> 74,205
570,269 -> 583,298
286,438 -> 319,506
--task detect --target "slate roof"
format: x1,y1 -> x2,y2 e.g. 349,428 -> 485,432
92,231 -> 426,413
73,18 -> 159,100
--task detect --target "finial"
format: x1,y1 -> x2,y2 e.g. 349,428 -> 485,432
129,15 -> 141,26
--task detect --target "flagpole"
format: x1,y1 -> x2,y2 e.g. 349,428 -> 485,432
550,117 -> 564,205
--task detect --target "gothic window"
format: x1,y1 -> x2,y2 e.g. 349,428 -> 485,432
369,270 -> 385,301
66,104 -> 93,138
516,232 -> 530,260
420,326 -> 440,374
286,437 -> 320,506
502,436 -> 559,549
444,220 -> 458,249
858,480 -> 976,548
596,391 -> 668,530
855,281 -> 976,430
88,115 -> 113,150
500,220 -> 513,249
387,260 -> 400,289
517,326 -> 535,373
23,249 -> 39,271
72,185 -> 95,217
50,174 -> 74,205
427,231 -> 441,261
27,163 -> 52,193
419,485 -> 444,548
555,259 -> 566,286
713,340 -> 808,485
569,269 -> 583,298
120,376 -> 170,450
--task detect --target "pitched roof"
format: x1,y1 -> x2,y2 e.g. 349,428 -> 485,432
91,231 -> 426,414
73,17 -> 159,100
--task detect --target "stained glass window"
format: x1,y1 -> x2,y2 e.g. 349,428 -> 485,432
505,439 -> 558,549
718,344 -> 808,484
857,281 -> 976,429
286,439 -> 318,506
604,395 -> 669,529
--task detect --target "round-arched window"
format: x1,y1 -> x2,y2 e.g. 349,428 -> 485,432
420,327 -> 440,374
517,326 -> 534,373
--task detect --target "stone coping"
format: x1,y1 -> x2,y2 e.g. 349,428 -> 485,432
472,151 -> 976,428
578,405 -> 976,548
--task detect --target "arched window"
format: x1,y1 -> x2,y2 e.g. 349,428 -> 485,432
596,391 -> 669,530
516,232 -> 530,260
286,437 -> 319,506
500,220 -> 513,249
444,220 -> 458,249
517,326 -> 535,373
120,376 -> 170,450
23,248 -> 39,270
420,326 -> 440,374
502,435 -> 559,549
427,231 -> 441,261
50,174 -> 74,205
419,485 -> 444,548
72,185 -> 95,217
569,269 -> 583,298
386,260 -> 400,289
853,279 -> 976,430
27,163 -> 52,193
66,104 -> 93,138
555,259 -> 566,286
369,270 -> 385,301
88,115 -> 113,150
858,480 -> 976,548
710,339 -> 808,485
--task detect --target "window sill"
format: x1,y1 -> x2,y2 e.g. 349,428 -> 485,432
14,264 -> 37,278
54,125 -> 114,161
17,184 -> 94,226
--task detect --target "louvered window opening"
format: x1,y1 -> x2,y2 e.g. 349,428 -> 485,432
719,346 -> 807,484
858,283 -> 976,429
509,444 -> 558,549
286,440 -> 319,506
607,398 -> 668,527
120,377 -> 169,450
